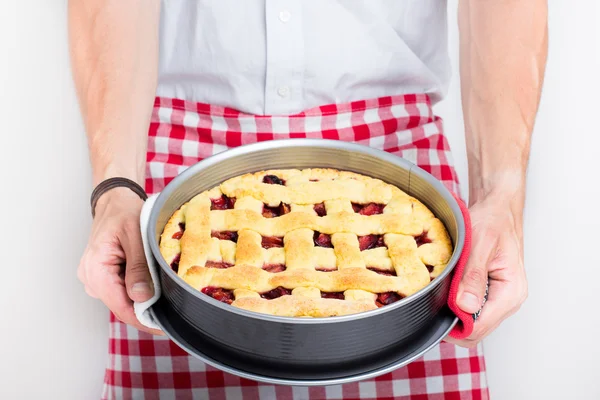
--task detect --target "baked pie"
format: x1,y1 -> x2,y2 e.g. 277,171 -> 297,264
159,168 -> 452,317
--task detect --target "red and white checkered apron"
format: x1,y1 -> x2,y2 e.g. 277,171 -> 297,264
102,94 -> 489,400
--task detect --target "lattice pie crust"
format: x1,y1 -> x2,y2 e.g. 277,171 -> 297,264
159,168 -> 452,317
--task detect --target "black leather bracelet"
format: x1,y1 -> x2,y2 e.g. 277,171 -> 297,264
90,177 -> 148,217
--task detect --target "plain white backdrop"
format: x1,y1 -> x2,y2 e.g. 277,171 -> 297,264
0,1 -> 598,399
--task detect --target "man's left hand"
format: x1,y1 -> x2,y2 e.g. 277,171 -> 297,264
446,193 -> 528,348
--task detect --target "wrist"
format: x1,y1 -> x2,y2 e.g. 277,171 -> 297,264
94,186 -> 145,217
468,170 -> 526,217
92,164 -> 145,187
466,134 -> 531,209
91,176 -> 147,218
88,136 -> 146,187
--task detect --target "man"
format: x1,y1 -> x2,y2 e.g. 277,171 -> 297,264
69,1 -> 547,398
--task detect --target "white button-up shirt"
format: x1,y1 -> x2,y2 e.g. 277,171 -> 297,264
156,0 -> 450,115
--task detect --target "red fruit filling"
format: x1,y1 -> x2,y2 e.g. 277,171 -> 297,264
170,254 -> 181,273
260,286 -> 291,299
263,264 -> 286,273
205,261 -> 233,269
316,267 -> 337,272
211,231 -> 238,242
262,175 -> 286,185
321,292 -> 345,300
313,232 -> 333,248
261,236 -> 284,249
211,195 -> 236,210
262,202 -> 291,218
172,222 -> 186,239
367,267 -> 397,276
414,232 -> 432,247
358,235 -> 386,251
426,265 -> 434,273
352,203 -> 384,215
313,203 -> 327,217
202,286 -> 234,304
376,292 -> 404,307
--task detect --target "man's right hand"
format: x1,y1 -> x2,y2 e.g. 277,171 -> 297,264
78,187 -> 163,336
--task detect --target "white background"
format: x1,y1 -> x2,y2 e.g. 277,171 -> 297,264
0,1 -> 598,399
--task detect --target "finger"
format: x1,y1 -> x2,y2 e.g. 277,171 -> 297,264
448,307 -> 505,348
77,247 -> 92,286
446,283 -> 509,347
457,229 -> 497,314
101,280 -> 164,336
468,287 -> 518,340
444,335 -> 477,349
84,285 -> 99,299
79,249 -> 99,298
114,306 -> 165,336
120,222 -> 155,302
79,266 -> 99,298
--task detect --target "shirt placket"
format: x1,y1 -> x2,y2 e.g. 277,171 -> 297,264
264,0 -> 304,116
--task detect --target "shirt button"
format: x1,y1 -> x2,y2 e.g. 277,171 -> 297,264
279,10 -> 291,23
277,86 -> 290,97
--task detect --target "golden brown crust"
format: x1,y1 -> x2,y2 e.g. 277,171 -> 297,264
184,265 -> 423,296
159,168 -> 453,317
232,295 -> 378,317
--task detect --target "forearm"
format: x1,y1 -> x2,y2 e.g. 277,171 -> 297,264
68,0 -> 160,186
458,0 -> 548,219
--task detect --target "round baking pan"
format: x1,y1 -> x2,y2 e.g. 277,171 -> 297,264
151,296 -> 457,385
146,139 -> 464,380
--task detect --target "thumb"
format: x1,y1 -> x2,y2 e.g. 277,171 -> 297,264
121,223 -> 155,302
457,231 -> 495,314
